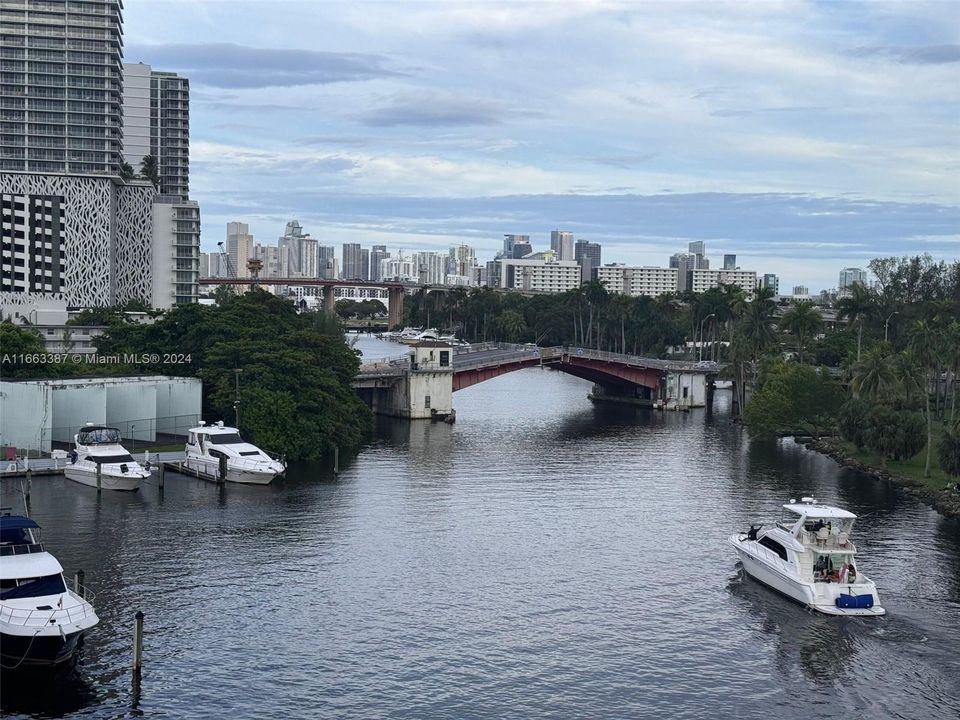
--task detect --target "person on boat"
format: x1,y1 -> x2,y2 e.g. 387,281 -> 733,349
812,519 -> 826,531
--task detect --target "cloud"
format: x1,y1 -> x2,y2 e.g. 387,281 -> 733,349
847,45 -> 960,64
710,106 -> 832,118
587,153 -> 659,169
360,93 -> 513,127
124,42 -> 401,88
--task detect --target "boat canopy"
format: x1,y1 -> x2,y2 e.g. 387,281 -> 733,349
783,502 -> 856,520
0,551 -> 62,580
0,516 -> 40,531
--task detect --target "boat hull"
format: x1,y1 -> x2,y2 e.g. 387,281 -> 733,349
183,457 -> 280,485
0,629 -> 85,670
63,466 -> 143,491
730,536 -> 885,617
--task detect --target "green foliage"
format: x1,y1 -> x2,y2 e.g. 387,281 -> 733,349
95,290 -> 370,459
838,398 -> 872,450
811,329 -> 856,367
780,300 -> 823,363
863,404 -> 927,461
119,161 -> 135,181
744,361 -> 844,437
851,346 -> 896,401
939,429 -> 960,478
0,322 -> 57,378
139,154 -> 160,188
335,298 -> 386,320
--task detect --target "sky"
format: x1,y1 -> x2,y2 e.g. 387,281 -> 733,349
124,0 -> 960,293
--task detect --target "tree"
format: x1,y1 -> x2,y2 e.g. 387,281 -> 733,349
496,309 -> 527,342
863,404 -> 926,463
0,322 -> 58,378
838,398 -> 871,450
909,319 -> 939,478
119,161 -> 135,181
940,427 -> 960,478
836,283 -> 876,361
139,154 -> 160,188
780,300 -> 823,363
744,362 -> 844,437
851,346 -> 896,402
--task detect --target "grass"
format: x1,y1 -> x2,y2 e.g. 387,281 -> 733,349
835,420 -> 952,491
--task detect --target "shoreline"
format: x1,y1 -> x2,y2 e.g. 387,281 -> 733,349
801,437 -> 960,519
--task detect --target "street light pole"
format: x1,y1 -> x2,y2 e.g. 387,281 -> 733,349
884,311 -> 899,343
698,313 -> 716,362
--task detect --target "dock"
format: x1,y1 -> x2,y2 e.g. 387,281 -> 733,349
1,451 -> 188,479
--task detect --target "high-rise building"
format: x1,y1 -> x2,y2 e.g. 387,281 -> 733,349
575,240 -> 602,282
503,234 -> 529,257
342,243 -> 365,280
414,251 -> 446,285
792,285 -> 810,297
226,222 -> 253,278
370,245 -> 389,282
279,220 -> 319,276
451,244 -> 477,279
550,230 -> 575,261
723,254 -> 737,270
0,0 -> 125,175
762,273 -> 779,295
122,63 -> 152,172
152,197 -> 200,306
512,239 -> 533,259
497,257 -> 581,293
838,267 -> 867,291
688,241 -> 705,257
254,242 -> 288,279
1,193 -> 65,294
669,253 -> 695,291
689,269 -> 758,297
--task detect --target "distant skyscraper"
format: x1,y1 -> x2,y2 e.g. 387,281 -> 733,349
723,254 -> 737,270
792,285 -> 809,296
341,243 -> 363,280
359,248 -> 370,281
551,230 -> 575,261
503,234 -> 529,257
370,245 -> 389,282
279,220 -> 319,276
414,251 -> 446,285
670,252 -> 696,291
575,240 -> 602,282
838,267 -> 867,290
226,222 -> 254,278
512,239 -> 533,259
687,241 -> 708,269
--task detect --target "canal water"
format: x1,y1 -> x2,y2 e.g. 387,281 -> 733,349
3,335 -> 959,719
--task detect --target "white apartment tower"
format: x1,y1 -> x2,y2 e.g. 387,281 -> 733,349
226,221 -> 253,278
550,230 -> 575,261
0,0 -> 125,175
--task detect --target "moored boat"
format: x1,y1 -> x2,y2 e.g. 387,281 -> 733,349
0,513 -> 99,670
63,425 -> 150,491
729,497 -> 886,616
183,422 -> 285,485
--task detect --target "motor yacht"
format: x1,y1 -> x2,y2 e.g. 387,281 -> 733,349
63,425 -> 150,491
0,513 -> 99,669
729,497 -> 886,616
183,421 -> 286,485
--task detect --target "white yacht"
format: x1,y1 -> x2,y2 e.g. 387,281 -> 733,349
0,513 -> 99,669
183,422 -> 286,485
64,425 -> 150,491
729,498 -> 886,616
400,328 -> 439,345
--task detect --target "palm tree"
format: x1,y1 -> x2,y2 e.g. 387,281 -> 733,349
836,283 -> 875,361
909,320 -> 939,478
497,309 -> 526,342
780,300 -> 823,363
139,154 -> 160,188
891,350 -> 924,406
851,346 -> 895,402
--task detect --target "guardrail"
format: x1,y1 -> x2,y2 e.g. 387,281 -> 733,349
0,578 -> 96,628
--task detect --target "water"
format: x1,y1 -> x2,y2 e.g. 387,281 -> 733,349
3,335 -> 959,718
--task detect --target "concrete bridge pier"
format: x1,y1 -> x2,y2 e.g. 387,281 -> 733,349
388,287 -> 405,329
588,382 -> 656,407
356,342 -> 453,419
323,285 -> 336,316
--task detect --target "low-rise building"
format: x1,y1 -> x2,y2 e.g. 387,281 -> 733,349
497,257 -> 582,293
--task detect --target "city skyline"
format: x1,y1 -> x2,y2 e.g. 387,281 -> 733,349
121,2 -> 959,293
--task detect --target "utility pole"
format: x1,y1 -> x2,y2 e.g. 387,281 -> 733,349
233,368 -> 242,428
884,311 -> 899,343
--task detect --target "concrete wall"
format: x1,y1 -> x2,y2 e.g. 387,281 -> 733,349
665,372 -> 707,408
0,376 -> 202,453
0,382 -> 51,453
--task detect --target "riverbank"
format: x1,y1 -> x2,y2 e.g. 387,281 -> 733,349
804,437 -> 960,519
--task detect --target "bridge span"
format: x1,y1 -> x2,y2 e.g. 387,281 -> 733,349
354,343 -> 723,419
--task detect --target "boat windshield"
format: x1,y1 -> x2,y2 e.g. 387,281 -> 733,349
207,433 -> 244,445
92,454 -> 135,464
78,427 -> 121,445
0,574 -> 66,600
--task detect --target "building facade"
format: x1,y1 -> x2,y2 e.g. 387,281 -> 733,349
497,258 -> 581,293
550,230 -> 575,261
838,267 -> 867,292
689,268 -> 758,296
0,0 -> 125,175
762,273 -> 779,295
574,240 -> 602,282
370,244 -> 389,282
225,221 -> 253,278
595,265 -> 679,297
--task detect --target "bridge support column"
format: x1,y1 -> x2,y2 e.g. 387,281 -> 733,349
323,285 -> 336,316
388,287 -> 404,329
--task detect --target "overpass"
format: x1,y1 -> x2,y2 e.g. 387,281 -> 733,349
199,277 -> 407,328
354,343 -> 723,418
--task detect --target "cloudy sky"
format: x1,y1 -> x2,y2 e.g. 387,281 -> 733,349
125,1 -> 959,292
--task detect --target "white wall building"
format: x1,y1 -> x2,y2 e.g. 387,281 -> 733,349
498,258 -> 582,293
689,269 -> 758,296
413,251 -> 447,285
596,265 -> 679,297
226,221 -> 253,278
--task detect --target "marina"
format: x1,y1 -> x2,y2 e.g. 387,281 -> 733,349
1,358 -> 958,718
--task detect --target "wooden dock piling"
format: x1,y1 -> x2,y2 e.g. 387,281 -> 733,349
133,610 -> 144,671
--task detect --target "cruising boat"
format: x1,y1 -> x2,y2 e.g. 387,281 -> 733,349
0,513 -> 99,669
64,425 -> 150,491
729,498 -> 886,616
183,421 -> 286,485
